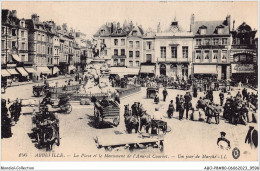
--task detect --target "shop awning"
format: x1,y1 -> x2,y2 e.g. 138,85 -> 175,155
12,54 -> 21,62
110,67 -> 127,75
53,67 -> 60,74
37,67 -> 51,74
16,67 -> 28,76
7,68 -> 19,75
69,65 -> 76,71
1,69 -> 11,77
127,68 -> 140,75
140,65 -> 155,74
193,65 -> 217,74
24,67 -> 36,73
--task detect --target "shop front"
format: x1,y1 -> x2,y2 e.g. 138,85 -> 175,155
231,63 -> 256,84
193,64 -> 218,80
139,64 -> 156,78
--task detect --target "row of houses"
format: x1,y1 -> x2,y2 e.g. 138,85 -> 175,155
1,9 -> 258,84
1,9 -> 93,81
93,14 -> 257,83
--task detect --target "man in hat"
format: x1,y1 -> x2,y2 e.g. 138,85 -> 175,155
179,97 -> 185,120
219,90 -> 224,106
176,95 -> 180,112
162,87 -> 168,102
217,132 -> 231,149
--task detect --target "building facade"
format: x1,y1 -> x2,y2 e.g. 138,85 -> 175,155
230,22 -> 257,84
191,15 -> 232,80
155,19 -> 193,80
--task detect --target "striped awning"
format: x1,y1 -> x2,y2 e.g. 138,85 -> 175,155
24,67 -> 37,73
16,67 -> 28,76
37,66 -> 51,74
12,54 -> 21,62
1,69 -> 11,77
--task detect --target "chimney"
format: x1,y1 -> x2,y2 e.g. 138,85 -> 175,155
11,10 -> 17,18
190,14 -> 195,32
157,22 -> 161,33
232,20 -> 235,31
117,22 -> 120,29
226,15 -> 231,30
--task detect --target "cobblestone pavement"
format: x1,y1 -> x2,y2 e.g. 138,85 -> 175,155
1,84 -> 258,161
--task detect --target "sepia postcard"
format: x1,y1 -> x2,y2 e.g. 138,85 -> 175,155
1,1 -> 259,166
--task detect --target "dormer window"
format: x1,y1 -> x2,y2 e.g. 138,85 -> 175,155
218,28 -> 224,34
100,29 -> 105,35
199,25 -> 207,35
132,31 -> 137,36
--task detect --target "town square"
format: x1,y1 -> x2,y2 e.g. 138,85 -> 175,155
1,1 -> 258,163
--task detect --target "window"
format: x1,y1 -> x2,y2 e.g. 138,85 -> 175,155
147,41 -> 152,50
12,41 -> 16,48
196,39 -> 201,45
204,50 -> 209,59
12,29 -> 16,36
213,39 -> 219,45
114,59 -> 118,66
129,51 -> 133,57
114,49 -> 118,56
132,31 -> 137,36
196,50 -> 201,59
136,51 -> 140,57
136,41 -> 140,48
2,27 -> 5,34
204,39 -> 210,45
121,49 -> 125,56
222,51 -> 227,59
121,39 -> 125,46
1,40 -> 5,49
8,41 -> 11,48
182,46 -> 188,58
48,47 -> 50,54
218,28 -> 224,34
146,54 -> 152,63
222,38 -> 228,45
213,50 -> 218,59
38,34 -> 41,41
100,29 -> 105,35
160,46 -> 166,58
114,39 -> 118,46
171,47 -> 177,58
136,61 -> 140,67
129,41 -> 133,48
129,61 -> 133,67
21,31 -> 24,37
200,29 -> 206,35
21,55 -> 25,62
22,43 -> 25,50
42,35 -> 45,42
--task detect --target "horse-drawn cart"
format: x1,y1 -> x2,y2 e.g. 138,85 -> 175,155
94,100 -> 120,128
146,87 -> 159,99
151,120 -> 167,135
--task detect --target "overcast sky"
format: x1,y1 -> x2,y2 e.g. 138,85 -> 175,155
2,1 -> 258,39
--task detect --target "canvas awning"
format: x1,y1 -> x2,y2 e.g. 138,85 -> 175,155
139,65 -> 155,74
110,67 -> 127,75
69,65 -> 76,71
7,68 -> 19,75
12,54 -> 21,62
16,67 -> 28,76
127,68 -> 140,75
53,67 -> 60,74
24,67 -> 37,73
37,66 -> 51,74
193,65 -> 217,74
1,69 -> 11,77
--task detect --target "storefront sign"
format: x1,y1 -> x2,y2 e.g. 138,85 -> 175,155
231,64 -> 255,73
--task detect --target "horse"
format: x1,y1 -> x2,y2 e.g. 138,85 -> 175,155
124,105 -> 139,134
140,111 -> 152,133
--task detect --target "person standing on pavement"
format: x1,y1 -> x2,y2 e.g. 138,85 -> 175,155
167,100 -> 175,118
179,97 -> 185,120
176,94 -> 180,112
184,92 -> 191,119
242,88 -> 248,100
219,91 -> 224,106
162,87 -> 168,102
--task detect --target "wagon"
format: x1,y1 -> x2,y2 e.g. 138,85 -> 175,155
146,87 -> 159,99
94,100 -> 120,128
33,85 -> 47,97
151,119 -> 167,135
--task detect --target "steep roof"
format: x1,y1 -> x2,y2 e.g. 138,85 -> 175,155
128,25 -> 144,38
192,20 -> 229,35
93,24 -> 111,37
